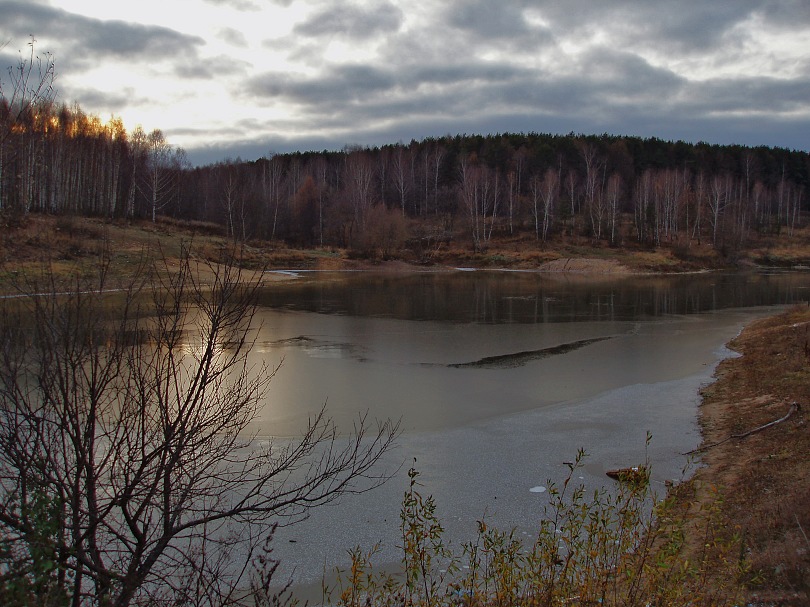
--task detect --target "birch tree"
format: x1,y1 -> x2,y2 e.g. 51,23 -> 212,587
140,129 -> 176,222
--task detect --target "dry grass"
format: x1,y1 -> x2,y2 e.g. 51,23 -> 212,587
748,226 -> 810,268
3,215 -> 810,284
694,305 -> 810,605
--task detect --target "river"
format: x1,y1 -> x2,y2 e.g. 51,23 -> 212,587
231,269 -> 810,593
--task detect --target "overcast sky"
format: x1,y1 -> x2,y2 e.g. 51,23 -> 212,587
2,0 -> 809,165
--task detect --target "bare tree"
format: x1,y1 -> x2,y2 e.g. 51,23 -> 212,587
139,129 -> 178,222
458,154 -> 493,252
428,142 -> 446,215
345,149 -> 375,237
709,174 -> 732,245
222,163 -> 243,241
392,144 -> 410,217
0,36 -> 56,212
530,168 -> 558,243
634,169 -> 652,244
579,141 -> 603,240
529,173 -> 542,241
0,251 -> 399,607
261,154 -> 285,241
606,172 -> 621,245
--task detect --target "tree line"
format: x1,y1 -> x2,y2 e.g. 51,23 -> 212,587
2,48 -> 808,258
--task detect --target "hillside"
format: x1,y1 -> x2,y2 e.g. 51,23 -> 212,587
2,214 -> 810,286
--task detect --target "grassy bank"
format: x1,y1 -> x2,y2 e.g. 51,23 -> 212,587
3,215 -> 810,287
690,305 -> 810,605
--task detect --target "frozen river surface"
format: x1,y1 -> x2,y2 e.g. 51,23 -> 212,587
230,270 -> 810,590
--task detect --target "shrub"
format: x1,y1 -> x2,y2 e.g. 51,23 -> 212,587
326,446 -> 748,607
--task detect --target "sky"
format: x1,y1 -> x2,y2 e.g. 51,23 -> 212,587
2,0 -> 810,165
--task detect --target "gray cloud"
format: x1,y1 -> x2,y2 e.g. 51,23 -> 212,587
443,0 -> 535,39
202,0 -> 260,9
67,86 -> 144,113
218,27 -> 249,47
175,54 -> 251,80
4,0 -> 806,165
294,1 -> 404,39
682,76 -> 810,115
2,1 -> 204,70
233,0 -> 810,162
757,0 -> 810,28
247,63 -> 397,105
571,47 -> 685,98
527,1 -> 782,56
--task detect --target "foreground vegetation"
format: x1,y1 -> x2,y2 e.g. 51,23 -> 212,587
0,252 -> 398,607
320,455 -> 747,607
313,306 -> 810,607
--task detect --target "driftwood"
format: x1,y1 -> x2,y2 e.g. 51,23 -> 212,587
685,402 -> 800,455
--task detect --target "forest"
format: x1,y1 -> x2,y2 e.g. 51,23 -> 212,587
2,82 -> 809,261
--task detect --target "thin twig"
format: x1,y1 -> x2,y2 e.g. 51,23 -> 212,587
685,402 -> 800,455
797,515 -> 810,551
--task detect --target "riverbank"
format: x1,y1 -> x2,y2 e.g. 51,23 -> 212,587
690,305 -> 809,605
3,215 -> 810,288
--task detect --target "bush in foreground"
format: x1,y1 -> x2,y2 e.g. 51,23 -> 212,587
326,448 -> 748,607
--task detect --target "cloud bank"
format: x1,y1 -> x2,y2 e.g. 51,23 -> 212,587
2,0 -> 808,164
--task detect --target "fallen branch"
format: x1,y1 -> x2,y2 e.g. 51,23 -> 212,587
685,402 -> 800,455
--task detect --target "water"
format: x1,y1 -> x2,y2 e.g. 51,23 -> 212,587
234,270 -> 810,592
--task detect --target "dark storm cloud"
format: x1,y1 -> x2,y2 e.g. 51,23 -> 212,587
294,1 -> 404,40
2,1 -> 204,69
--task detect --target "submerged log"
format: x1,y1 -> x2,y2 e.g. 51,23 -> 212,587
605,465 -> 648,485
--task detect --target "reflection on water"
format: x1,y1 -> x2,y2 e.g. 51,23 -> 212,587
248,270 -> 810,438
255,270 -> 810,323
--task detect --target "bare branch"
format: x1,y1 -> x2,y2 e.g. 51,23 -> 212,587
0,249 -> 399,606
